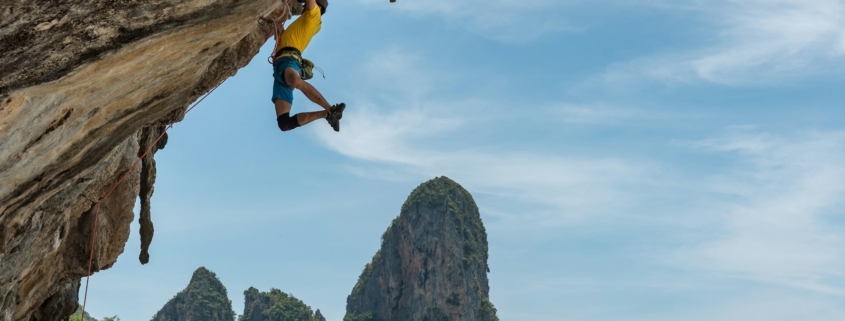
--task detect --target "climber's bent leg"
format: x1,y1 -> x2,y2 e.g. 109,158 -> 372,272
284,67 -> 331,111
270,58 -> 334,132
276,112 -> 301,132
276,110 -> 329,132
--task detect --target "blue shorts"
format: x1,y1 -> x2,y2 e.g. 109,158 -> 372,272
272,56 -> 301,104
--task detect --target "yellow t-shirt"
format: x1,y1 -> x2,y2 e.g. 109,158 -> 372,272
275,5 -> 322,54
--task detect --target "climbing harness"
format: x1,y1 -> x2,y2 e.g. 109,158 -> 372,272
275,47 -> 325,80
78,80 -> 224,320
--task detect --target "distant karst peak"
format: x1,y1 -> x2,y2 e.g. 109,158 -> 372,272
345,176 -> 499,321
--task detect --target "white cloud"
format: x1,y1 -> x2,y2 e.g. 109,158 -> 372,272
667,292 -> 845,321
312,48 -> 653,229
322,48 -> 845,297
363,0 -> 845,84
312,102 -> 462,166
311,102 -> 649,227
550,104 -> 671,125
311,43 -> 845,319
678,128 -> 845,295
603,0 -> 845,85
356,0 -> 583,43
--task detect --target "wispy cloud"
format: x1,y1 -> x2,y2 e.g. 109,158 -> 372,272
549,103 -> 677,125
312,48 -> 653,228
656,292 -> 845,321
677,128 -> 845,295
359,47 -> 439,99
603,0 -> 845,85
357,0 -> 584,43
311,102 -> 650,228
318,45 -> 845,305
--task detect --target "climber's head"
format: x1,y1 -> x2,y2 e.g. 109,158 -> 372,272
316,0 -> 328,15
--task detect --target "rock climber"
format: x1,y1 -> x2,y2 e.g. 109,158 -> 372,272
271,0 -> 345,132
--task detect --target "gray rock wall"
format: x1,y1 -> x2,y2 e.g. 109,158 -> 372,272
345,177 -> 499,321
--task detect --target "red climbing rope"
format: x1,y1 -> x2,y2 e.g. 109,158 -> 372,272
78,80 -> 223,319
267,0 -> 295,64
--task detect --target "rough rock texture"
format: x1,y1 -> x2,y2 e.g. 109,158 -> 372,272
1,137 -> 142,321
240,287 -> 324,321
138,125 -> 167,265
345,177 -> 499,321
151,267 -> 235,321
0,1 -> 290,320
29,281 -> 79,321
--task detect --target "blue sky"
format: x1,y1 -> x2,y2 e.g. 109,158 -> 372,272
81,0 -> 845,320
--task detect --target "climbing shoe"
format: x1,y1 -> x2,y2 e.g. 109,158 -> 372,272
326,103 -> 346,132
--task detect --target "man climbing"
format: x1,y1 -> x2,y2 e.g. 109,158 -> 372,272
271,0 -> 345,132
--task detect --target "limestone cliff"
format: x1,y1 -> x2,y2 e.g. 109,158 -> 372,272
151,267 -> 235,321
240,288 -> 325,321
0,1 -> 291,320
345,177 -> 499,321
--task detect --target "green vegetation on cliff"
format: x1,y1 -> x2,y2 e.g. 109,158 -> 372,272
68,306 -> 119,321
351,249 -> 381,295
346,176 -> 498,321
401,176 -> 489,270
479,297 -> 499,321
240,287 -> 324,321
342,311 -> 373,321
403,176 -> 488,271
150,267 -> 235,321
67,307 -> 97,321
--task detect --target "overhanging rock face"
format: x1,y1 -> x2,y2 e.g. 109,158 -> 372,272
0,1 -> 286,320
